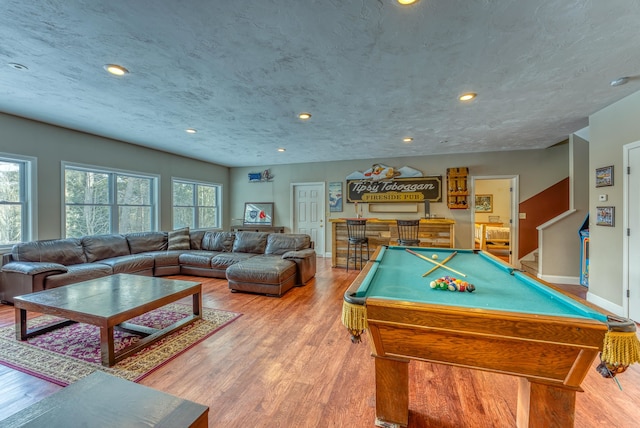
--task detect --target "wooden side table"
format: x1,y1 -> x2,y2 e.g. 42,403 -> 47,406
1,371 -> 208,427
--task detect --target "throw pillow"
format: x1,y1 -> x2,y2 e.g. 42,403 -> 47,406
168,227 -> 191,250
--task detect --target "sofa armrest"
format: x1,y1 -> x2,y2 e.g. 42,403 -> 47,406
2,261 -> 68,276
1,264 -> 67,303
2,252 -> 13,267
282,249 -> 316,285
281,248 -> 316,260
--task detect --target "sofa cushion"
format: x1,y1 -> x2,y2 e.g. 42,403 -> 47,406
179,251 -> 220,268
202,231 -> 235,252
265,234 -> 311,255
44,263 -> 113,289
97,254 -> 155,274
145,250 -> 184,267
189,230 -> 207,250
210,252 -> 257,270
12,238 -> 86,265
232,232 -> 269,254
168,227 -> 191,250
126,232 -> 168,254
82,234 -> 130,263
226,256 -> 297,286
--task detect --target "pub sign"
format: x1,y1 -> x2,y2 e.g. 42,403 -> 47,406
347,176 -> 442,203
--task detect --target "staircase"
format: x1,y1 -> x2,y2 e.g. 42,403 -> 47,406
520,252 -> 539,277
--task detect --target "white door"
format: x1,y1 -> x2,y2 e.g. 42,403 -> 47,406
471,176 -> 518,265
291,182 -> 325,255
626,143 -> 640,321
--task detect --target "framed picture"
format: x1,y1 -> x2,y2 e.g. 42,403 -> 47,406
243,202 -> 274,225
328,182 -> 343,212
595,165 -> 614,187
475,194 -> 493,213
596,206 -> 615,226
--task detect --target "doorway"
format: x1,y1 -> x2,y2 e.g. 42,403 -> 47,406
471,176 -> 519,265
291,182 -> 325,256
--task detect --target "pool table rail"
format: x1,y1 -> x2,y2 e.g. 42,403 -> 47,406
366,298 -> 607,388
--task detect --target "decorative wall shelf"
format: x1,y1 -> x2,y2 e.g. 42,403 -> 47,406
446,167 -> 469,209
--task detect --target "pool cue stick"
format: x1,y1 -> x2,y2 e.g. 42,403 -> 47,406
422,251 -> 457,277
405,248 -> 467,277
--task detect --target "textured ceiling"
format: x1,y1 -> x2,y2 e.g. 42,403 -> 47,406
1,0 -> 640,167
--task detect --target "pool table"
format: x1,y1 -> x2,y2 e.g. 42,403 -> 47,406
342,246 -> 611,428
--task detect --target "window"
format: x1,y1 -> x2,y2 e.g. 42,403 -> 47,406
64,164 -> 158,237
172,179 -> 221,229
0,154 -> 35,247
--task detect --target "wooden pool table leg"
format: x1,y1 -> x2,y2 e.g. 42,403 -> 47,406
374,355 -> 409,427
517,378 -> 576,428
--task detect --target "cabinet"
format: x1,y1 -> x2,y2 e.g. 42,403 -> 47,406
447,167 -> 469,209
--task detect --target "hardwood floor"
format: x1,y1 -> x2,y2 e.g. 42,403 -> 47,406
1,258 -> 639,427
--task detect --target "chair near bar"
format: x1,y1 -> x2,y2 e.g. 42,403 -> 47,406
346,219 -> 369,271
396,219 -> 421,246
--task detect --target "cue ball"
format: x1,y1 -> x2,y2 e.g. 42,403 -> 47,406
432,254 -> 438,260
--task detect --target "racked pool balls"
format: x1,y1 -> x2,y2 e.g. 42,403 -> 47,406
429,276 -> 475,292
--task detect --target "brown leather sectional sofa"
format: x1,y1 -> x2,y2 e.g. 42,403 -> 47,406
0,230 -> 316,304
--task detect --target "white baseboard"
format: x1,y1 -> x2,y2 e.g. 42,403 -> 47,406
586,292 -> 624,317
539,274 -> 580,285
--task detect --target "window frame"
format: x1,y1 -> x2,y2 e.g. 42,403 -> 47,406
171,177 -> 222,230
0,153 -> 37,250
62,162 -> 159,237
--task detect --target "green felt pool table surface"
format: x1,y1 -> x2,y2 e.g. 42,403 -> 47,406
353,246 -> 606,322
343,246 -> 613,428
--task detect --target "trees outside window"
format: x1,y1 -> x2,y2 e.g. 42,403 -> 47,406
64,164 -> 157,237
172,179 -> 220,229
0,156 -> 33,246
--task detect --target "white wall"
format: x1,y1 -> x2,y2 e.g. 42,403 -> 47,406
0,113 -> 230,239
589,90 -> 640,306
474,179 -> 510,224
230,147 -> 570,250
539,135 -> 589,282
2,109 -> 594,290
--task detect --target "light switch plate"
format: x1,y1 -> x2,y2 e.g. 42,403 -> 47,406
599,194 -> 608,202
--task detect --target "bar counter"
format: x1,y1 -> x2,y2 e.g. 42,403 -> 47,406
329,218 -> 455,268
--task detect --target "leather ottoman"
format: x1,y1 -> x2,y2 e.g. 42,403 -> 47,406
226,256 -> 297,297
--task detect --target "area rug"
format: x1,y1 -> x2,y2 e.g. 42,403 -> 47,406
0,303 -> 241,386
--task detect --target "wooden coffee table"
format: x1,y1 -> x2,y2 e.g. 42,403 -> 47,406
14,274 -> 202,367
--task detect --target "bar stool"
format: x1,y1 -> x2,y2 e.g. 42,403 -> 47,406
346,219 -> 369,271
396,219 -> 421,246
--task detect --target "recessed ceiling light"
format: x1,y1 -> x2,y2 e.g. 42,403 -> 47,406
298,112 -> 311,120
8,63 -> 28,71
397,0 -> 419,5
459,93 -> 477,101
403,137 -> 413,143
185,128 -> 197,134
104,64 -> 129,76
610,77 -> 629,87
277,148 -> 286,152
